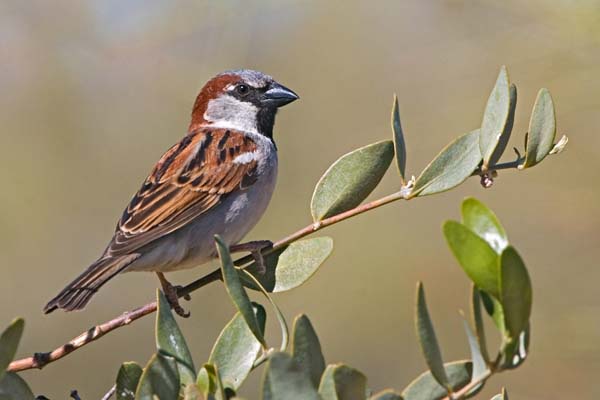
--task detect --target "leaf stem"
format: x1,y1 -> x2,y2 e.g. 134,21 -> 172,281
443,355 -> 505,400
100,384 -> 116,400
444,369 -> 494,400
471,158 -> 524,177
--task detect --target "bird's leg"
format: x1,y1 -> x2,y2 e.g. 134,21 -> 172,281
229,240 -> 273,274
156,272 -> 190,318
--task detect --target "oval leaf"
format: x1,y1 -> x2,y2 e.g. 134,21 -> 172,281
243,237 -> 333,293
0,318 -> 24,382
311,140 -> 394,221
208,304 -> 266,390
392,95 -> 407,185
262,352 -> 320,400
135,353 -> 180,400
196,363 -> 226,400
461,197 -> 508,253
318,364 -> 367,400
522,88 -> 556,168
488,84 -> 517,167
480,290 -> 506,334
501,326 -> 530,370
216,235 -> 266,348
156,290 -> 195,386
0,372 -> 34,400
415,282 -> 449,391
401,361 -> 474,400
470,286 -> 490,364
500,246 -> 532,340
291,315 -> 326,389
480,66 -> 511,168
460,315 -> 488,384
443,221 -> 500,298
410,130 -> 481,197
116,362 -> 143,400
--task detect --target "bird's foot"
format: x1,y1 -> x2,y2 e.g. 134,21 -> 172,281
175,285 -> 192,301
156,272 -> 190,318
230,240 -> 273,274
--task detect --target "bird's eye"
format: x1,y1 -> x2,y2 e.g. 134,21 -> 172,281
236,84 -> 250,96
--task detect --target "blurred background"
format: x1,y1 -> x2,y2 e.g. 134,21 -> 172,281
1,1 -> 598,398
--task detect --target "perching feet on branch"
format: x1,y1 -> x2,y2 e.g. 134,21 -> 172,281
230,240 -> 273,274
156,272 -> 191,318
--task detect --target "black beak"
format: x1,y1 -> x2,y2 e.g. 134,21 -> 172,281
262,82 -> 299,107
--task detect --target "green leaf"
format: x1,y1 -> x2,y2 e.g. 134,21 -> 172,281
0,372 -> 34,400
392,95 -> 407,185
410,130 -> 481,197
136,353 -> 180,400
401,361 -> 474,400
243,237 -> 333,293
461,197 -> 508,254
460,314 -> 488,385
156,290 -> 196,386
216,235 -> 266,348
480,66 -> 511,168
291,315 -> 326,388
368,389 -> 402,400
0,318 -> 24,382
443,221 -> 500,298
499,247 -> 532,340
196,364 -> 226,400
522,88 -> 556,168
480,291 -> 506,333
500,326 -> 529,370
415,282 -> 450,391
208,304 -> 266,390
240,271 -> 289,352
262,352 -> 320,400
318,364 -> 367,400
470,286 -> 490,364
311,140 -> 394,221
488,84 -> 517,167
116,362 -> 143,400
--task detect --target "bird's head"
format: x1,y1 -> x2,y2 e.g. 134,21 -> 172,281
189,69 -> 299,138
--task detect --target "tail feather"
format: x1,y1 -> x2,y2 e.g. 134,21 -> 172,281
43,255 -> 138,313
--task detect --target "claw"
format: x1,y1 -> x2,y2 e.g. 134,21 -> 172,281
175,285 -> 192,301
252,249 -> 267,275
156,272 -> 190,318
229,240 -> 273,274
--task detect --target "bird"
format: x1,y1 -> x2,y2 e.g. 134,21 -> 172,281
43,69 -> 298,317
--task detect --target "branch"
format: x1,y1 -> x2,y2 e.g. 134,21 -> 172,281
7,152 -> 528,373
101,384 -> 116,400
7,190 -> 408,373
443,369 -> 494,400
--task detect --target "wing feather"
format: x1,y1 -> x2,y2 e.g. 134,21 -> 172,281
104,128 -> 259,256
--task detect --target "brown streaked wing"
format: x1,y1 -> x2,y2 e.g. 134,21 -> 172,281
104,128 -> 258,256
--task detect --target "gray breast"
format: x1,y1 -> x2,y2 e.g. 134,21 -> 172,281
127,145 -> 278,273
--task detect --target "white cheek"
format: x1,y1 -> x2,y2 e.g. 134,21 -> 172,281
204,95 -> 259,134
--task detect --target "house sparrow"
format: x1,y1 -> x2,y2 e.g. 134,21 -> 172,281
44,69 -> 298,317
